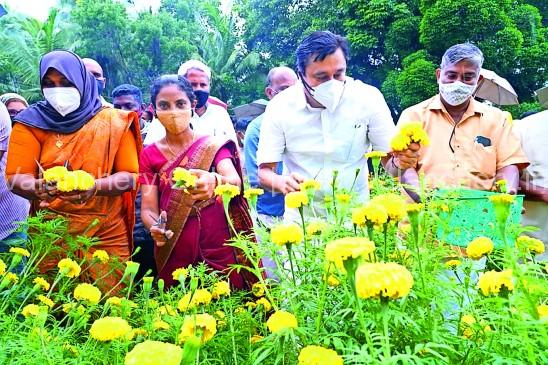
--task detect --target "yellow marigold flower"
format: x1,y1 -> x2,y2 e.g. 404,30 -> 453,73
371,194 -> 407,223
252,283 -> 265,297
5,272 -> 18,284
352,203 -> 389,228
128,328 -> 148,340
445,259 -> 462,268
300,179 -> 321,191
9,247 -> 30,257
494,179 -> 507,192
0,258 -> 5,276
89,316 -> 132,341
37,295 -> 54,308
365,151 -> 388,159
172,167 -> 197,188
266,310 -> 298,333
327,275 -> 340,287
489,193 -> 515,205
256,297 -> 272,312
153,320 -> 171,331
335,193 -> 351,204
324,237 -> 376,270
466,237 -> 494,260
516,236 -> 545,255
478,269 -> 514,296
270,223 -> 303,246
157,305 -> 177,316
214,183 -> 240,199
171,267 -> 188,282
211,281 -> 231,299
306,220 -> 327,236
245,301 -> 257,309
43,166 -> 69,183
57,170 -> 95,192
33,277 -> 50,291
22,304 -> 41,318
460,314 -> 476,339
537,304 -> 548,319
250,335 -> 263,344
355,262 -> 413,299
92,249 -> 109,263
106,296 -> 122,307
406,203 -> 423,214
390,133 -> 411,152
57,258 -> 81,278
179,314 -> 217,344
74,283 -> 102,305
244,188 -> 264,199
125,340 -> 183,365
177,289 -> 212,311
298,345 -> 344,365
399,121 -> 430,145
285,191 -> 309,209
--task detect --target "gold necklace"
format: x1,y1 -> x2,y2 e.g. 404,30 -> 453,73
165,131 -> 195,157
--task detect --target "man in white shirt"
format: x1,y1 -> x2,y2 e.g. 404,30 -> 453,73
144,60 -> 237,145
257,31 -> 419,220
513,110 -> 548,258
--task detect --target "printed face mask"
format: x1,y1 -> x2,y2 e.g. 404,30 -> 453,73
439,81 -> 476,106
156,109 -> 192,134
43,87 -> 81,116
309,79 -> 345,112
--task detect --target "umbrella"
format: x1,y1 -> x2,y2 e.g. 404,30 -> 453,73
232,99 -> 268,120
535,85 -> 548,109
474,69 -> 519,105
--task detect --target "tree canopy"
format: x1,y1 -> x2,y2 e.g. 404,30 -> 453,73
0,0 -> 546,116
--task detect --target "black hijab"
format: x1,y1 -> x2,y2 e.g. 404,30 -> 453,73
14,50 -> 103,134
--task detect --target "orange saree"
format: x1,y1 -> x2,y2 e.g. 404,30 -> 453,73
6,107 -> 142,288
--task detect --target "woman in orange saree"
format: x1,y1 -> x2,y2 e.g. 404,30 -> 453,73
140,75 -> 258,289
6,50 -> 141,288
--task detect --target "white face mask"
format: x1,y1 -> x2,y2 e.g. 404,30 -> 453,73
438,81 -> 476,106
310,79 -> 345,112
43,87 -> 81,116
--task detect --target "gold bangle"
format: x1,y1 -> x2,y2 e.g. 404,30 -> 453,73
213,173 -> 222,187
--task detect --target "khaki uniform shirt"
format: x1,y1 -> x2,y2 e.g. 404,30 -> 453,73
398,95 -> 529,191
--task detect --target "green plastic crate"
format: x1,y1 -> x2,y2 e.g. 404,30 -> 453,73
435,188 -> 523,248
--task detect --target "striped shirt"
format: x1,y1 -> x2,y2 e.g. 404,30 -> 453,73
0,103 -> 29,240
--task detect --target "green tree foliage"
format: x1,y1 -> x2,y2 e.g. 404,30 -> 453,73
0,8 -> 77,101
0,0 -> 545,115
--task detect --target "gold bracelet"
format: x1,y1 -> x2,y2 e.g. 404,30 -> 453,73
213,173 -> 223,187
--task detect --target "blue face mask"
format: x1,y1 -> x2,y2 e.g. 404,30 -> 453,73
96,77 -> 105,96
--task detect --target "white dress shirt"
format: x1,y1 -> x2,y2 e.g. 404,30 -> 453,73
257,77 -> 395,219
143,103 -> 237,145
513,110 -> 548,251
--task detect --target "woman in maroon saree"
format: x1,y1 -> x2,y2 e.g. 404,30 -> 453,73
139,75 -> 256,289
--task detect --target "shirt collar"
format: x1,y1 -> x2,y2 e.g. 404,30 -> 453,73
429,94 -> 486,118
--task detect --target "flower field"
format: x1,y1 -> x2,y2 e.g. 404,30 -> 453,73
0,172 -> 546,365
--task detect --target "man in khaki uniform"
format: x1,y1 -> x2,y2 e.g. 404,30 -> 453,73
398,43 -> 529,196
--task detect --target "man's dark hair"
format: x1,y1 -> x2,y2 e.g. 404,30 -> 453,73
296,31 -> 349,75
150,75 -> 196,108
112,84 -> 143,104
